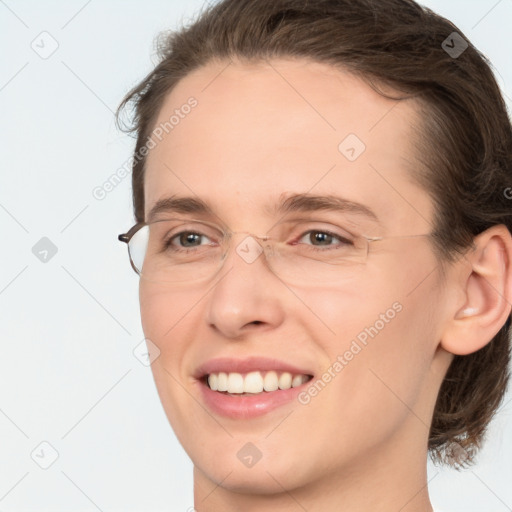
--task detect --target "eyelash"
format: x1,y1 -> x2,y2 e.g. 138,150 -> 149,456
164,228 -> 354,252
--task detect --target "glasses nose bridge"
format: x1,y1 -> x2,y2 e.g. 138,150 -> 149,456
227,229 -> 271,241
221,229 -> 274,264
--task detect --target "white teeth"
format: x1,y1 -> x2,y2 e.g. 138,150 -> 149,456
217,372 -> 228,392
278,372 -> 292,390
244,371 -> 264,393
263,370 -> 279,391
208,373 -> 218,391
292,374 -> 305,388
206,370 -> 311,394
227,372 -> 244,393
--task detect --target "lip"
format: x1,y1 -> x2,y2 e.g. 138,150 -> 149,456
193,356 -> 314,379
194,356 -> 315,419
197,375 -> 313,419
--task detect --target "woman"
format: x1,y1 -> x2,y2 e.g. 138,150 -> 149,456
117,0 -> 512,510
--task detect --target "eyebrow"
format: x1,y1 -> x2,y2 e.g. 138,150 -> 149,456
147,193 -> 379,224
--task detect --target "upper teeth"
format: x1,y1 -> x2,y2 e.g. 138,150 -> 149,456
207,371 -> 310,394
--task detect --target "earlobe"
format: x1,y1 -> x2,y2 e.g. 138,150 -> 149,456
441,225 -> 512,356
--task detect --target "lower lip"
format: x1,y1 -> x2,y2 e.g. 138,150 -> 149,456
198,378 -> 313,419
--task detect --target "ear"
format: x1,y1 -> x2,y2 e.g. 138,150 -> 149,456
441,224 -> 512,356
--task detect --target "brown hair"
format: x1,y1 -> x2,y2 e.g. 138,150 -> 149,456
117,0 -> 512,467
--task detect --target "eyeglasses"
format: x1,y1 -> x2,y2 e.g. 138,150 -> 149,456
118,217 -> 431,286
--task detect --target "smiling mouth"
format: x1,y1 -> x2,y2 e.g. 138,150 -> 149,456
200,370 -> 314,396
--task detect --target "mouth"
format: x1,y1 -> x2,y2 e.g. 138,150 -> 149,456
194,356 -> 316,418
199,370 -> 314,396
196,369 -> 315,419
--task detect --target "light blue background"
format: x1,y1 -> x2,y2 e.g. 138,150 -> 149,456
1,1 -> 511,510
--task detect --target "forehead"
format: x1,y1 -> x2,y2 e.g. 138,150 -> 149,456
144,58 -> 433,235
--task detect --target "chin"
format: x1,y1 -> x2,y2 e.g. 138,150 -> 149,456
196,461 -> 307,495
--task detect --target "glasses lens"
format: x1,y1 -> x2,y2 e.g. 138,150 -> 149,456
128,219 -> 225,283
264,229 -> 368,286
128,225 -> 149,273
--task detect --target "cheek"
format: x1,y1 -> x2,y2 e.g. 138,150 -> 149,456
139,284 -> 167,340
302,256 -> 440,426
138,283 -> 206,446
139,283 -> 199,344
139,283 -> 201,392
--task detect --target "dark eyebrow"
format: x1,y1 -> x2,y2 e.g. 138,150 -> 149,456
147,196 -> 213,223
269,193 -> 379,222
147,193 -> 379,223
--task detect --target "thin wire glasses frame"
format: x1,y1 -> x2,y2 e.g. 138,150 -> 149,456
118,217 -> 433,285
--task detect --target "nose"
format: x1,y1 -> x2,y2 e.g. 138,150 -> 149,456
205,234 -> 286,339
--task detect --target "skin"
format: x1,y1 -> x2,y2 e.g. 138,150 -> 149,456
139,58 -> 512,511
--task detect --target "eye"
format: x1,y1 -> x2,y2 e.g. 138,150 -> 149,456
165,230 -> 214,249
296,229 -> 353,248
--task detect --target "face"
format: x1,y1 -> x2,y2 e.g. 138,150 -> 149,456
140,58 -> 454,499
